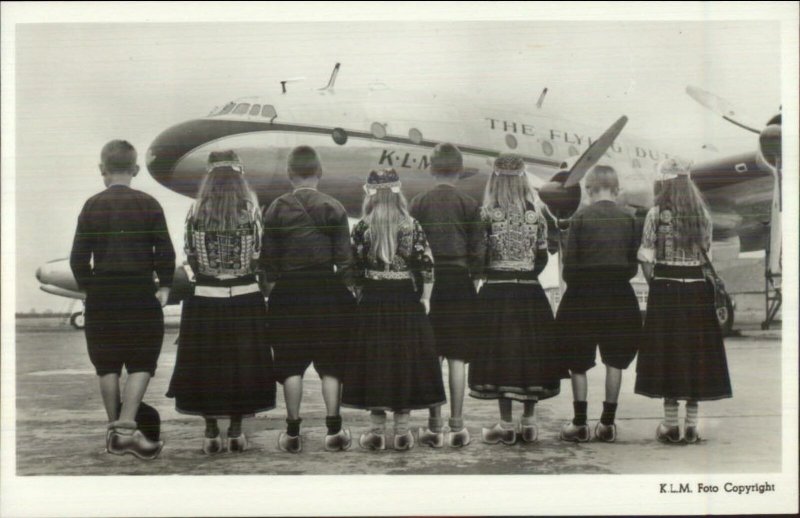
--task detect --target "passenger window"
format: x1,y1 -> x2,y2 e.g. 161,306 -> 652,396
505,134 -> 518,149
568,145 -> 579,157
219,102 -> 235,115
233,103 -> 251,115
262,105 -> 277,119
249,104 -> 261,116
541,141 -> 554,157
371,122 -> 387,139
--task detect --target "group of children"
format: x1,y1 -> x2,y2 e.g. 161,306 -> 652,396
70,139 -> 731,460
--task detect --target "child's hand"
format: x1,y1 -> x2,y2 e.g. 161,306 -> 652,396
156,287 -> 170,307
420,298 -> 430,315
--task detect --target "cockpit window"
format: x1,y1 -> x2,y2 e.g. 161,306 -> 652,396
219,102 -> 235,115
262,105 -> 277,119
233,103 -> 251,115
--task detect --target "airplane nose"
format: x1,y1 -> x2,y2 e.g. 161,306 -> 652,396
147,120 -> 210,198
148,118 -> 266,198
35,266 -> 42,282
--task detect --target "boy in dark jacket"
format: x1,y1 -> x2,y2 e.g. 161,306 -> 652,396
409,143 -> 484,448
70,140 -> 175,459
556,165 -> 641,443
261,145 -> 356,453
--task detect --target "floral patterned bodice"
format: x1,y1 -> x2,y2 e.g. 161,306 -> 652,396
351,217 -> 434,283
481,204 -> 548,272
184,202 -> 262,280
637,205 -> 712,266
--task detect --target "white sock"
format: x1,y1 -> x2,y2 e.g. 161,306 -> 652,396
663,399 -> 679,427
685,401 -> 699,427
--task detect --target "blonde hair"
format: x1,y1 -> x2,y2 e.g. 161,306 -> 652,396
655,175 -> 711,252
585,165 -> 619,195
482,173 -> 538,213
361,188 -> 411,264
194,168 -> 259,231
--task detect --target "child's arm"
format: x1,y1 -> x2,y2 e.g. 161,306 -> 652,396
350,221 -> 368,300
69,203 -> 93,292
183,206 -> 200,278
474,207 -> 490,292
561,212 -> 581,283
637,207 -> 658,282
532,210 -> 549,278
410,219 -> 435,314
627,214 -> 642,279
259,201 -> 281,298
151,201 -> 175,306
467,201 -> 486,280
329,202 -> 356,291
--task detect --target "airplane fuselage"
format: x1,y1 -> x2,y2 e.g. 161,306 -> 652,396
146,87 -> 773,254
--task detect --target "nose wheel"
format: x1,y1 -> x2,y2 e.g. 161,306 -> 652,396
69,311 -> 85,330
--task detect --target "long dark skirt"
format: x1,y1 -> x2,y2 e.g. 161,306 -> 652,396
429,266 -> 478,362
635,279 -> 732,401
167,291 -> 276,417
342,279 -> 446,411
469,283 -> 566,402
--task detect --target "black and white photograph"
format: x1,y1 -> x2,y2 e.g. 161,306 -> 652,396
1,2 -> 798,516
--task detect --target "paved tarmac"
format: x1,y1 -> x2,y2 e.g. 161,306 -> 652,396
14,317 -> 782,475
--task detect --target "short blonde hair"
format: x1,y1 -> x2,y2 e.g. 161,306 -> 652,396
585,165 -> 619,195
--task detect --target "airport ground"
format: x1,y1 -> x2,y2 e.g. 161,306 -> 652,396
14,312 -> 782,476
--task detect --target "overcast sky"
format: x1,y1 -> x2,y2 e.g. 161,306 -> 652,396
9,13 -> 787,311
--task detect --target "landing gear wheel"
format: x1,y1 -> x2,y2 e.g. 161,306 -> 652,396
70,311 -> 85,330
716,294 -> 734,336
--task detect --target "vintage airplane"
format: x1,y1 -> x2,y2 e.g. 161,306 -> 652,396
37,64 -> 781,332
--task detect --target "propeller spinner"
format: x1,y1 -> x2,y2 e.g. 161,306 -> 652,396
685,85 -> 781,173
538,115 -> 629,219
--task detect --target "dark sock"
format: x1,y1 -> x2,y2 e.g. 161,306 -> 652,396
325,415 -> 342,435
286,418 -> 302,437
601,402 -> 618,426
228,415 -> 242,437
204,418 -> 219,438
572,401 -> 588,426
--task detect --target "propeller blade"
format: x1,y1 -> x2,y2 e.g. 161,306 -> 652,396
563,115 -> 628,188
686,85 -> 761,134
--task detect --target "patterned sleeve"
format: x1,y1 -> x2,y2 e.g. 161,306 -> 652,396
250,202 -> 263,260
536,210 -> 548,250
637,206 -> 658,263
467,200 -> 487,276
184,204 -> 199,275
410,218 -> 435,284
702,209 -> 713,261
350,220 -> 368,283
477,207 -> 492,279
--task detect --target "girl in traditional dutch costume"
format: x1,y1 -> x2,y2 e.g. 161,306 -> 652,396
167,150 -> 276,454
635,159 -> 732,444
469,154 -> 568,445
342,168 -> 446,451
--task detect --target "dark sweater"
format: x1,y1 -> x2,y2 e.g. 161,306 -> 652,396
409,184 -> 485,276
70,185 -> 176,290
261,187 -> 354,285
562,200 -> 640,283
